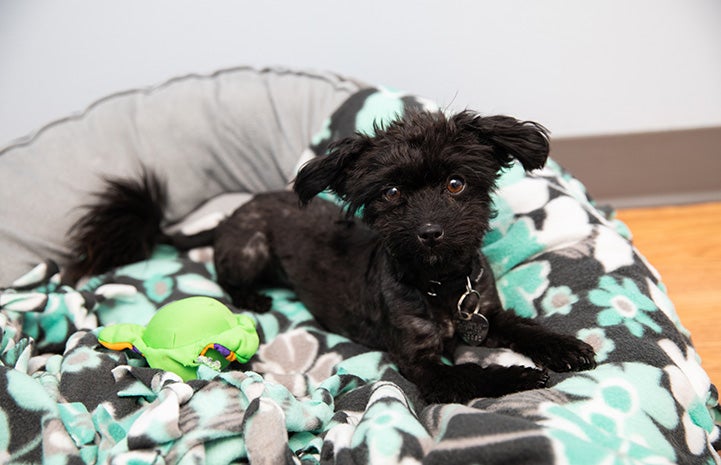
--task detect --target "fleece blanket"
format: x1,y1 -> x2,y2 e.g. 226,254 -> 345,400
1,87 -> 720,465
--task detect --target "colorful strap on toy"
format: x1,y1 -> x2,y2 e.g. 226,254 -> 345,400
200,343 -> 237,362
98,340 -> 143,356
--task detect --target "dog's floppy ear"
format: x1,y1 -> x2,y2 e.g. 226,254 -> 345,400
294,134 -> 372,205
454,111 -> 550,172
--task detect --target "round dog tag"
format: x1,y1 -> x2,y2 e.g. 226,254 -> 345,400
455,276 -> 490,346
457,313 -> 489,346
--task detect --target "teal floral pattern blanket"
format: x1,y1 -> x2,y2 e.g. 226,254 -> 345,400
1,88 -> 720,464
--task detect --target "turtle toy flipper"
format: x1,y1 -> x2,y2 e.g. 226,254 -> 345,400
98,296 -> 260,381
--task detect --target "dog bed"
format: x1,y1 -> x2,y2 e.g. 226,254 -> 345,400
1,66 -> 719,465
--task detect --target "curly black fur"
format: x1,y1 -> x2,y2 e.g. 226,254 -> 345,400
63,171 -> 167,284
65,110 -> 595,404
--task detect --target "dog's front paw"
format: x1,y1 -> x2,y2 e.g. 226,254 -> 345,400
531,334 -> 596,372
419,363 -> 549,404
492,364 -> 550,393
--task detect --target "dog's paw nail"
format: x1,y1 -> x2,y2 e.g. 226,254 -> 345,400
518,367 -> 549,389
537,370 -> 550,388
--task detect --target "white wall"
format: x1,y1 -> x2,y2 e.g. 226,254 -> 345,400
1,0 -> 720,146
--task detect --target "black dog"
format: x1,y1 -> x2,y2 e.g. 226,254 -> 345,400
66,110 -> 595,403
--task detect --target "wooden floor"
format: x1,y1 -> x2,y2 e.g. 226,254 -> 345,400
616,202 -> 721,387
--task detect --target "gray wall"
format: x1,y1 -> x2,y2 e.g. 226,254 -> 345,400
1,1 -> 720,206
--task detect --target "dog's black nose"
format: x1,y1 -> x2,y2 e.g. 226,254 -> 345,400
418,223 -> 444,245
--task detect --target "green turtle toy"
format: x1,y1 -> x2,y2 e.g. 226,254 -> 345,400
98,296 -> 260,381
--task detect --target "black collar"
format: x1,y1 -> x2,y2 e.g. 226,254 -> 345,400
425,253 -> 484,297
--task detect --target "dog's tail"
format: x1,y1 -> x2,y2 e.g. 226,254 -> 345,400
63,170 -> 170,285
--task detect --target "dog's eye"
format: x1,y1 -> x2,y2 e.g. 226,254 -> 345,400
446,177 -> 465,195
383,187 -> 401,201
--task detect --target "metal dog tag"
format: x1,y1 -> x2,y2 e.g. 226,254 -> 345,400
456,276 -> 490,346
458,313 -> 489,346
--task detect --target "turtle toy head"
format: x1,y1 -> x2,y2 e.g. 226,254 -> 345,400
98,296 -> 260,381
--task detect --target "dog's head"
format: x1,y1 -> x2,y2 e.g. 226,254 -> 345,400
294,110 -> 549,271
